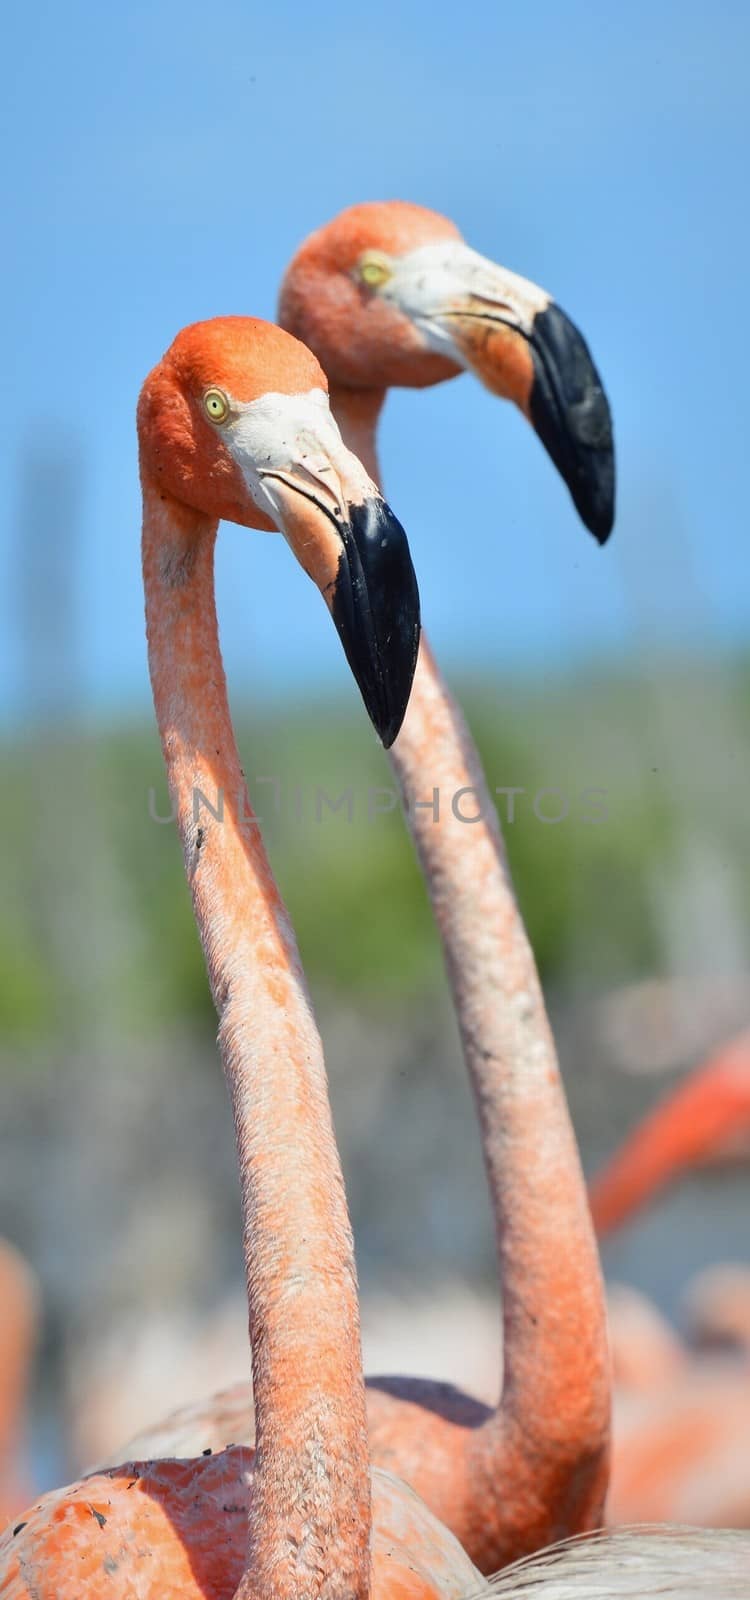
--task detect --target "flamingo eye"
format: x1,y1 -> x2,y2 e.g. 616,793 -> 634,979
203,388 -> 230,424
356,252 -> 393,290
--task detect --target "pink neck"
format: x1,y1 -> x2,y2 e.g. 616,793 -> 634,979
142,480 -> 370,1599
329,385 -> 385,482
332,390 -> 610,1531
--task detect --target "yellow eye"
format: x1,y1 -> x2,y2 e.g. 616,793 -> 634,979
203,388 -> 230,424
356,251 -> 393,290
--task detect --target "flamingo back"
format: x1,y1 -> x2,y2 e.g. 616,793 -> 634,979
0,1451 -> 484,1600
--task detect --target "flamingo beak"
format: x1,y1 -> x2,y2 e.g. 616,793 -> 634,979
231,393 -> 419,746
389,242 -> 615,543
452,299 -> 615,546
268,473 -> 420,748
527,304 -> 614,544
328,496 -> 421,749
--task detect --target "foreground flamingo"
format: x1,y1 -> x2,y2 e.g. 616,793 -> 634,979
114,202 -> 613,1571
590,1028 -> 750,1238
0,317 -> 498,1600
0,1242 -> 38,1530
0,1452 -> 489,1600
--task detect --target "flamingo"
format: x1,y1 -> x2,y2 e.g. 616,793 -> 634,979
481,1527 -> 750,1596
286,217 -> 750,1532
683,1264 -> 750,1354
585,1033 -> 750,1528
609,1360 -> 750,1527
599,1279 -> 750,1526
604,1283 -> 687,1394
606,1284 -> 750,1527
0,315 -> 501,1600
589,1028 -> 750,1238
281,201 -> 614,1567
109,202 -> 614,1572
0,1242 -> 38,1530
116,1282 -> 750,1532
588,1029 -> 750,1527
4,1502 -> 750,1600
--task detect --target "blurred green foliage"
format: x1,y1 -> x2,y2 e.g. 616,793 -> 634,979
2,658 -> 749,1048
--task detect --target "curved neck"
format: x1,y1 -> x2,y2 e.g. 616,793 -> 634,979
142,480 -> 370,1600
332,388 -> 610,1537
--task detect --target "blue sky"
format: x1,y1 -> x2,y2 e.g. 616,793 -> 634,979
2,0 -> 749,725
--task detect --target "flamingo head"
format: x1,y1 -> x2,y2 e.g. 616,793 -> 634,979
280,200 -> 615,543
138,317 -> 420,746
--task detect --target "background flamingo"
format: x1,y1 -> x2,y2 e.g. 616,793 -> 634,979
585,1033 -> 750,1527
0,316 -> 492,1600
279,200 -> 615,1570
604,1269 -> 750,1529
590,1029 -> 750,1238
683,1263 -> 750,1354
604,1283 -> 687,1394
609,1358 -> 750,1526
0,1241 -> 38,1530
609,1262 -> 750,1527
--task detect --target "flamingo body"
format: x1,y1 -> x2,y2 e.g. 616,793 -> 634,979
0,1455 -> 483,1600
8,1466 -> 750,1599
114,1372 -> 611,1577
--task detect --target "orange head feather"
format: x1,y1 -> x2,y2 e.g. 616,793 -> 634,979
137,316 -> 327,529
279,201 -> 464,391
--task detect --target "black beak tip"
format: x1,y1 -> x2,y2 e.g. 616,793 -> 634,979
331,498 -> 421,747
590,508 -> 615,548
575,458 -> 616,546
378,666 -> 417,748
529,302 -> 616,545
